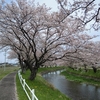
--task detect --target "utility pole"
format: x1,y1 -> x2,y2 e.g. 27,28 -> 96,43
4,48 -> 7,71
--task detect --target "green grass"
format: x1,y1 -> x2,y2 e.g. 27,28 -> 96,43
65,68 -> 100,78
0,66 -> 19,80
61,68 -> 100,86
16,74 -> 28,100
16,67 -> 70,100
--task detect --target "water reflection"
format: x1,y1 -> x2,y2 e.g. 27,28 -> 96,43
43,70 -> 100,100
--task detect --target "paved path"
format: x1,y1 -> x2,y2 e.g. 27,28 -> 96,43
0,72 -> 18,100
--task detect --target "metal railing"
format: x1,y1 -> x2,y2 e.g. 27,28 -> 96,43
18,70 -> 38,100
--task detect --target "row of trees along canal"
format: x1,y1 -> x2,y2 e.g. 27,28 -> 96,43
0,0 -> 100,80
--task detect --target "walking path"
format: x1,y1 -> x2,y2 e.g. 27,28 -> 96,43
0,72 -> 18,100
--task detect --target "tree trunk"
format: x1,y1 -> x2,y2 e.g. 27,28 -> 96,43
92,66 -> 97,73
24,60 -> 32,71
84,64 -> 87,72
84,66 -> 87,72
19,59 -> 25,73
29,68 -> 38,80
24,60 -> 39,80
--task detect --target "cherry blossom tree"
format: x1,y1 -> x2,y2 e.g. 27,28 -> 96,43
0,0 -> 100,80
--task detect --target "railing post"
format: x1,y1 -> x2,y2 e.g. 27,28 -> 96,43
20,75 -> 22,85
23,79 -> 25,90
32,89 -> 35,100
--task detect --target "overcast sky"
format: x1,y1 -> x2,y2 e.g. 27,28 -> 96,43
0,0 -> 100,63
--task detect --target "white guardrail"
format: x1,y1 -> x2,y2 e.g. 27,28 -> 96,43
18,70 -> 38,100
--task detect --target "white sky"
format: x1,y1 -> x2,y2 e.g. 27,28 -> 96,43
0,0 -> 100,63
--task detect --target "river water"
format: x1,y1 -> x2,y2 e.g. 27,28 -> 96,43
42,70 -> 100,100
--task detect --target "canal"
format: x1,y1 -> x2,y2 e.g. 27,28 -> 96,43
43,70 -> 100,100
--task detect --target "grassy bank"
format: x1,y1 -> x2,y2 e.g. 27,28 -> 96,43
16,67 -> 70,100
0,66 -> 19,80
61,67 -> 100,86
